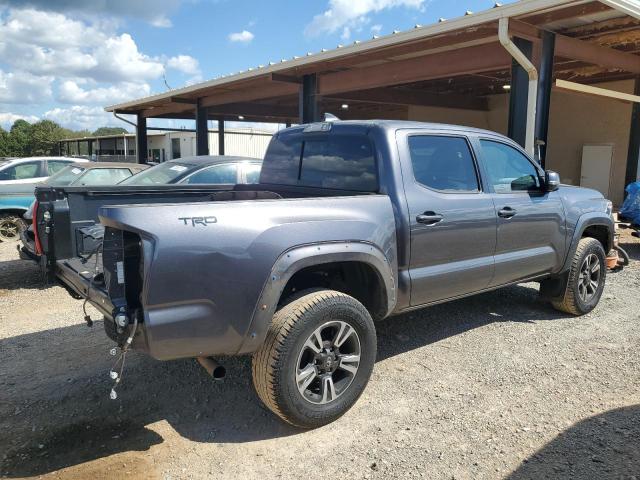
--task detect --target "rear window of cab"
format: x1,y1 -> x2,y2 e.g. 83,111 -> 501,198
260,132 -> 378,192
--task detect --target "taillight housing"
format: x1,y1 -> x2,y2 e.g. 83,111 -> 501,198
32,200 -> 43,255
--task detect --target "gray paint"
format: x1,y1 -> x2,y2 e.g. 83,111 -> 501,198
94,120 -> 614,361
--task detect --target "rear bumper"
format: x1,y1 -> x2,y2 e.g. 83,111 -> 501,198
56,258 -> 114,317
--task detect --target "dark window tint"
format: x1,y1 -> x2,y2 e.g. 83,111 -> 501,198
183,164 -> 238,184
408,136 -> 479,192
261,133 -> 378,191
480,140 -> 540,193
300,136 -> 377,190
260,135 -> 303,185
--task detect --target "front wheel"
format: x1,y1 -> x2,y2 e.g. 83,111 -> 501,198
252,290 -> 376,428
551,237 -> 606,315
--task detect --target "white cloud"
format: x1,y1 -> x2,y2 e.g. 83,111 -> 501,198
305,0 -> 424,37
0,112 -> 40,129
167,55 -> 200,75
0,70 -> 53,103
57,80 -> 151,104
228,30 -> 254,43
371,24 -> 383,34
43,105 -> 124,131
0,9 -> 165,83
0,0 -> 183,27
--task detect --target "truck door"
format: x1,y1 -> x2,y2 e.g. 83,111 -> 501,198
476,138 -> 565,286
396,131 -> 497,306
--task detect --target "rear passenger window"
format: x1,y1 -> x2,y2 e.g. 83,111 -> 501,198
408,136 -> 479,192
260,132 -> 378,191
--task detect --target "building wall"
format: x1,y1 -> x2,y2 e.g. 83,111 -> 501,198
407,80 -> 634,205
208,131 -> 273,159
545,79 -> 634,206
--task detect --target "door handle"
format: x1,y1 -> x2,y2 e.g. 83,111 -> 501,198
498,207 -> 517,219
416,212 -> 443,225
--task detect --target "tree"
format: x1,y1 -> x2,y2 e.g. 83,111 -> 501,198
30,120 -> 66,156
93,127 -> 128,136
8,119 -> 32,157
0,127 -> 9,157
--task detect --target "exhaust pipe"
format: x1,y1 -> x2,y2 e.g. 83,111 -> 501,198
197,356 -> 226,380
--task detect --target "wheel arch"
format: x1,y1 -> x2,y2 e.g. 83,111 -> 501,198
237,241 -> 396,354
562,213 -> 614,272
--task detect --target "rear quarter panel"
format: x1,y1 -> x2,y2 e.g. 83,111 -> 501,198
99,195 -> 397,359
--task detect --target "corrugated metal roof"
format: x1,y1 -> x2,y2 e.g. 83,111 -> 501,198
105,0 -> 640,113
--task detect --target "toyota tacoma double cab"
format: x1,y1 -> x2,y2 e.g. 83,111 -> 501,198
76,120 -> 614,428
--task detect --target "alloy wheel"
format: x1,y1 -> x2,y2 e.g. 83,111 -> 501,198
295,321 -> 361,405
578,253 -> 601,303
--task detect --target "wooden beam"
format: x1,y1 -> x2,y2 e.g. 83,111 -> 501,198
554,79 -> 640,103
206,102 -> 299,119
140,103 -> 194,118
318,42 -> 511,95
519,1 -> 612,26
326,87 -> 489,111
170,97 -> 198,104
199,81 -> 298,108
555,33 -> 640,74
270,73 -> 302,84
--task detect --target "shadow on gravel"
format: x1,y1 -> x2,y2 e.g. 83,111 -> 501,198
508,405 -> 640,479
0,284 -> 575,477
0,257 -> 52,291
376,283 -> 565,362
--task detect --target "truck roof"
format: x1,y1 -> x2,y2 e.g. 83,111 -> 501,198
283,119 -> 506,139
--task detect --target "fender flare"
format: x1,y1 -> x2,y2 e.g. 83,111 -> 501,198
561,212 -> 614,272
236,241 -> 396,354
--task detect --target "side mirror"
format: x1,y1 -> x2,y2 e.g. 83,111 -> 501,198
545,170 -> 560,192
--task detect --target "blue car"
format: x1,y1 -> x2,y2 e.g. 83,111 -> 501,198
0,157 -> 86,242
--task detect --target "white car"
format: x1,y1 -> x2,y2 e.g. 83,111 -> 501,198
0,157 -> 87,184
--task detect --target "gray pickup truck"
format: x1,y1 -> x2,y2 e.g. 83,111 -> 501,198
78,120 -> 614,428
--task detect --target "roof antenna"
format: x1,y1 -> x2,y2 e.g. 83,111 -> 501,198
323,112 -> 340,122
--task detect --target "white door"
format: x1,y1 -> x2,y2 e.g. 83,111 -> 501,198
580,144 -> 613,197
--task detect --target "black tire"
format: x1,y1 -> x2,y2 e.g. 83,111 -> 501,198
252,289 -> 376,429
0,214 -> 25,242
551,237 -> 606,315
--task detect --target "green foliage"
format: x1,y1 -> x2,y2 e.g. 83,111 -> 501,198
0,120 -> 118,157
93,127 -> 127,136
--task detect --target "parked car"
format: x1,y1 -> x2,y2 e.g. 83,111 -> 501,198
26,156 -> 262,282
52,121 -> 616,428
0,157 -> 86,242
118,155 -> 262,186
19,162 -> 149,260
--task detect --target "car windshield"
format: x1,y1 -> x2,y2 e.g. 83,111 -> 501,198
46,165 -> 86,186
75,168 -> 133,186
119,162 -> 193,185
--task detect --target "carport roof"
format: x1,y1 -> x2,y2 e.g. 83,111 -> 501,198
105,0 -> 640,122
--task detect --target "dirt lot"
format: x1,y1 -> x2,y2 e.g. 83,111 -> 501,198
1,232 -> 639,480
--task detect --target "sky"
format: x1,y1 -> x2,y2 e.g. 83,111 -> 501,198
0,0 -> 516,132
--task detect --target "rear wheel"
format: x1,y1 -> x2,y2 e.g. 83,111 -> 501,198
0,214 -> 25,242
252,290 -> 376,428
551,237 -> 606,315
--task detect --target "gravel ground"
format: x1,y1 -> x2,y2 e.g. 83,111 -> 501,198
1,232 -> 639,480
